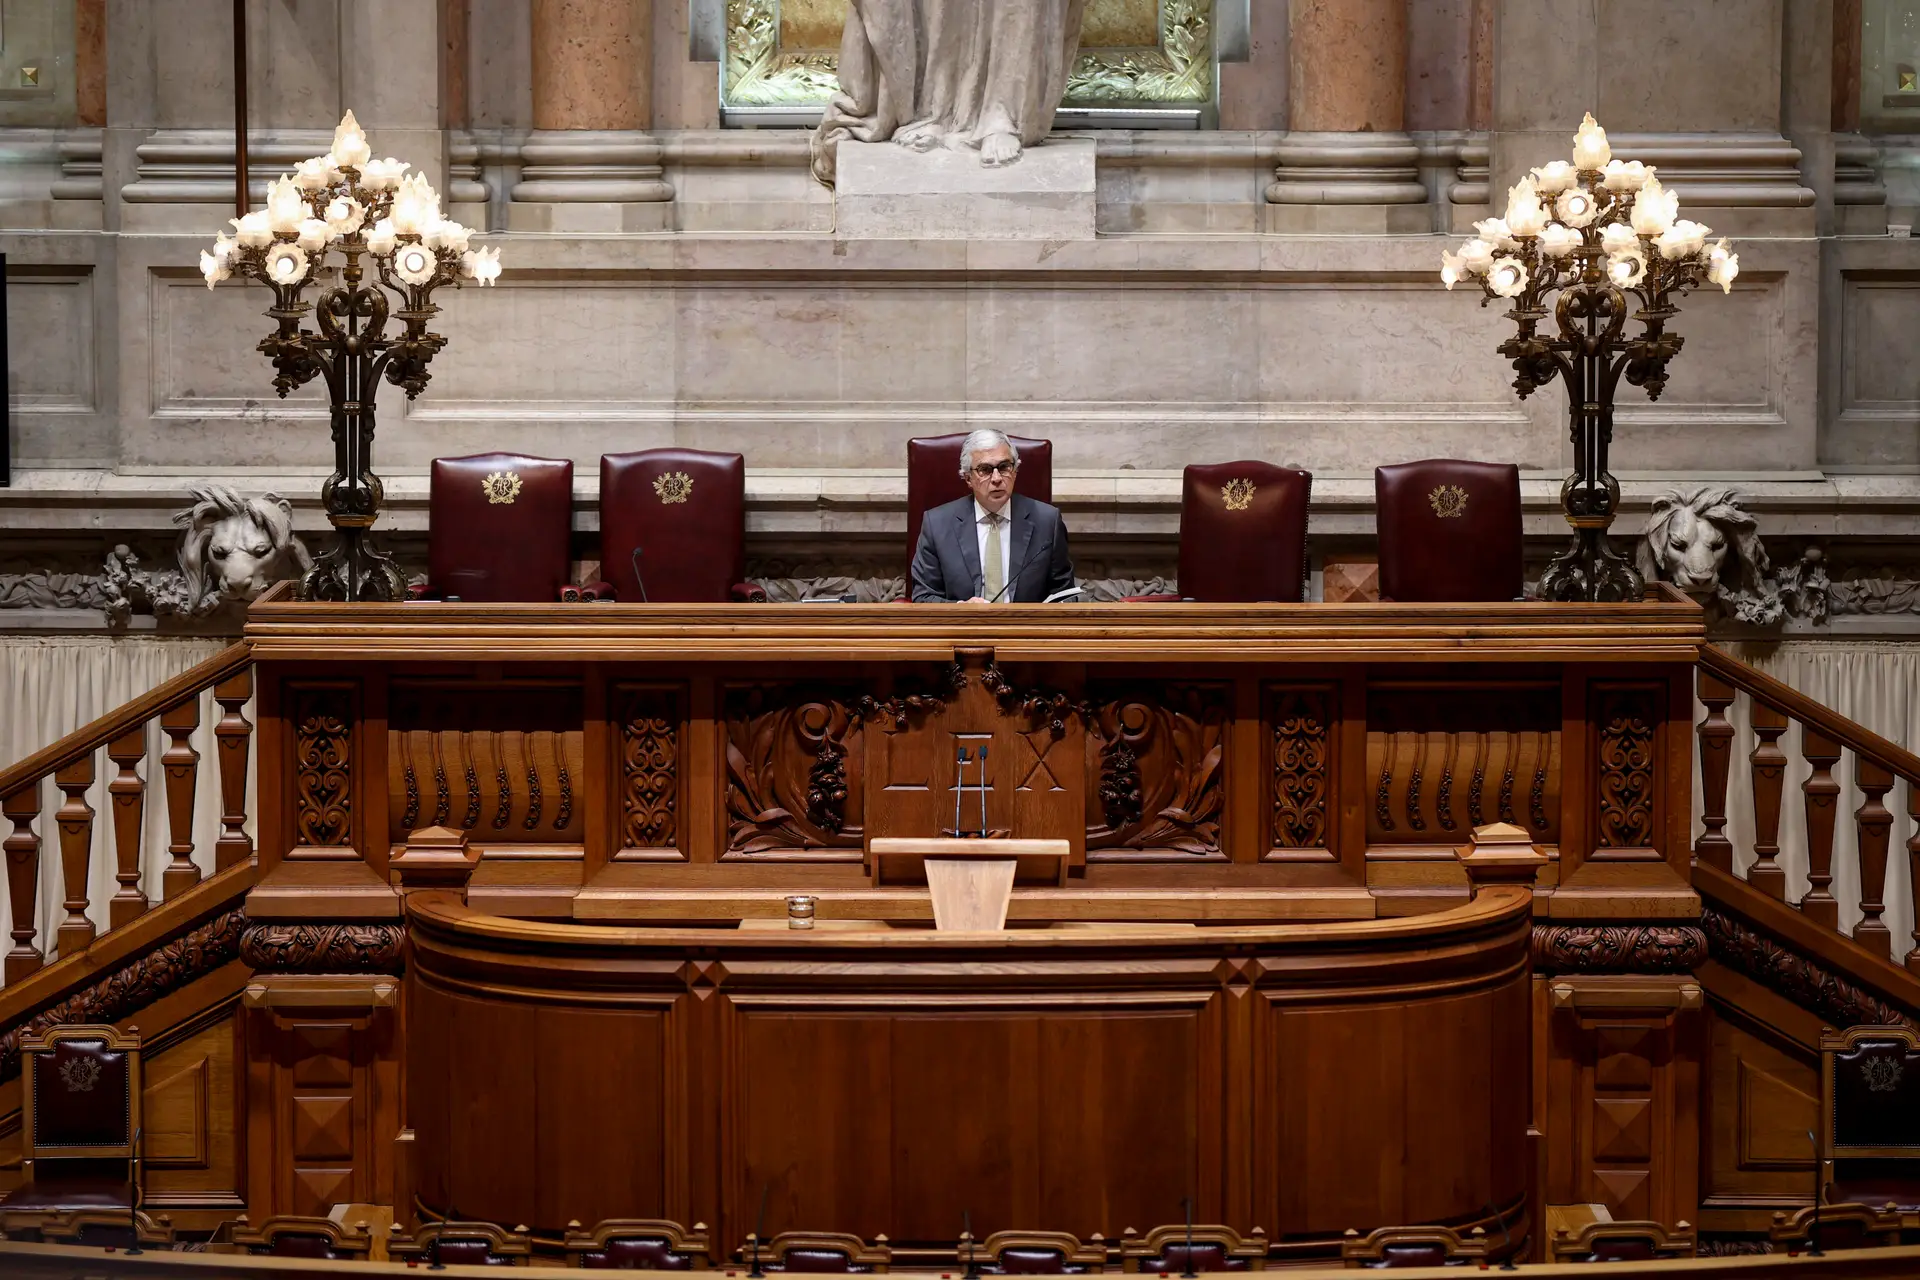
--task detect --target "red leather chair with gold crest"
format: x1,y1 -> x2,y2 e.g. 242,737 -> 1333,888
0,1025 -> 143,1235
906,433 -> 1053,579
601,449 -> 761,602
1174,461 -> 1312,602
1374,460 -> 1523,603
427,452 -> 575,602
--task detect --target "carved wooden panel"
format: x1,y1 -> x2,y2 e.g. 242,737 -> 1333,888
1592,684 -> 1664,856
1364,684 -> 1560,845
723,684 -> 866,856
1265,684 -> 1335,857
248,1003 -> 398,1220
143,1007 -> 244,1213
613,684 -> 682,855
291,683 -> 355,851
1701,1001 -> 1818,1219
387,682 -> 586,844
1085,682 -> 1229,859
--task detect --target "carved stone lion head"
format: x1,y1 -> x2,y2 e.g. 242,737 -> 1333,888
1636,485 -> 1770,598
174,485 -> 314,609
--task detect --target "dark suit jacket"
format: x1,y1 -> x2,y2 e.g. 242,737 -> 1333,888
910,494 -> 1076,603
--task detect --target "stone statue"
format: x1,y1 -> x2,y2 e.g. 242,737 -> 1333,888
1636,485 -> 1802,626
810,0 -> 1091,183
174,485 -> 313,610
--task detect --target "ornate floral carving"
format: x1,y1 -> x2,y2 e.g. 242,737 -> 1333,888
724,686 -> 863,853
1271,688 -> 1331,848
1596,688 -> 1658,848
293,686 -> 352,847
240,922 -> 405,974
0,908 -> 245,1083
1701,907 -> 1918,1031
619,688 -> 678,848
1531,924 -> 1707,974
1086,685 -> 1226,854
980,665 -> 1087,738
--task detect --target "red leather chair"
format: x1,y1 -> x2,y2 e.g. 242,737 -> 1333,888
1175,461 -> 1312,602
0,1025 -> 142,1232
233,1215 -> 374,1261
1341,1226 -> 1489,1269
1374,460 -> 1523,603
388,1219 -> 534,1266
1118,1225 -> 1266,1271
906,434 -> 1053,578
565,1217 -> 712,1269
734,1231 -> 892,1273
428,452 -> 575,603
601,449 -> 759,603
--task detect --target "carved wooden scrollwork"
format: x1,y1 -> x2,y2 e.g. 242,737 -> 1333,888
1595,687 -> 1660,849
617,686 -> 679,849
1530,924 -> 1707,974
292,685 -> 354,847
1270,687 -> 1332,850
240,922 -> 406,974
724,686 -> 865,853
1085,684 -> 1228,855
1366,686 -> 1560,844
1701,908 -> 1917,1031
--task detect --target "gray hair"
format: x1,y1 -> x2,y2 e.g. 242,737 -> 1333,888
958,429 -> 1020,475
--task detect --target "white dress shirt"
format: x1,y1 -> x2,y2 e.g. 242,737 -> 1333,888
973,499 -> 1014,601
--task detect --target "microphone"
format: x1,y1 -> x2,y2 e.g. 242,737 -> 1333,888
1487,1199 -> 1515,1271
977,745 -> 989,835
953,746 -> 971,836
1180,1195 -> 1196,1278
126,1126 -> 144,1254
629,546 -> 650,604
985,544 -> 1034,604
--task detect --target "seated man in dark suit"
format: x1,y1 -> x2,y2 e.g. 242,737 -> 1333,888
911,429 -> 1077,603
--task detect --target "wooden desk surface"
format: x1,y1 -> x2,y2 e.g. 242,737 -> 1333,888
243,587 -> 1706,664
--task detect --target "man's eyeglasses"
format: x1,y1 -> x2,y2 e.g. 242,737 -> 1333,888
969,461 -> 1018,478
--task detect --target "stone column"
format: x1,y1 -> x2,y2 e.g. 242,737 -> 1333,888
1266,0 -> 1428,232
510,0 -> 672,232
50,0 -> 109,225
1828,0 -> 1887,231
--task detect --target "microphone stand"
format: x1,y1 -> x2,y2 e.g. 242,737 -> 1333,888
953,746 -> 971,836
1179,1195 -> 1196,1278
629,547 -> 650,604
1488,1200 -> 1515,1271
977,745 -> 989,836
1807,1129 -> 1823,1256
125,1126 -> 144,1254
962,1210 -> 978,1279
749,1182 -> 770,1277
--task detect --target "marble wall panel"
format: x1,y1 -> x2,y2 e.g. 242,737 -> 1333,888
1833,272 -> 1920,466
6,267 -> 99,467
1597,0 -> 1784,132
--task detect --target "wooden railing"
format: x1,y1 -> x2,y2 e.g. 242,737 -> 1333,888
1696,646 -> 1920,996
0,642 -> 255,989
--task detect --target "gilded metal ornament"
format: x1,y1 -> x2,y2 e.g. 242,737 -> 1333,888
482,471 -> 522,505
1428,485 -> 1469,519
654,471 -> 695,505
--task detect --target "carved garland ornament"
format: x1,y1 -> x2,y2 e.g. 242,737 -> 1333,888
1086,686 -> 1227,854
239,922 -> 406,974
0,908 -> 246,1084
1531,924 -> 1707,974
1701,907 -> 1918,1031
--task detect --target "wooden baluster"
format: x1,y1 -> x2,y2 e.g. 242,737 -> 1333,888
107,728 -> 149,930
1907,781 -> 1920,976
1748,703 -> 1790,898
1800,727 -> 1843,931
53,756 -> 96,958
3,786 -> 43,983
1695,670 -> 1736,872
1853,758 -> 1895,958
213,669 -> 254,871
160,698 -> 202,899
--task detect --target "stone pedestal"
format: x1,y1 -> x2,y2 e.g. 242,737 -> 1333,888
834,139 -> 1096,240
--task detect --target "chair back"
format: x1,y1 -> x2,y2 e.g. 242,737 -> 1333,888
430,452 -> 574,603
1340,1226 -> 1488,1269
1769,1202 -> 1903,1253
906,434 -> 1053,577
977,1230 -> 1107,1274
389,1219 -> 534,1266
1118,1224 -> 1266,1271
1374,460 -> 1523,603
1547,1220 -> 1694,1263
1822,1025 -> 1920,1210
1177,462 -> 1311,603
737,1231 -> 892,1273
565,1217 -> 712,1269
233,1215 -> 374,1261
23,1025 -> 140,1166
602,450 -> 747,603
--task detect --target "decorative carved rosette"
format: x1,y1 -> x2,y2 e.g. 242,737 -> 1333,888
0,908 -> 246,1082
240,922 -> 406,975
1531,923 -> 1707,974
1701,908 -> 1918,1031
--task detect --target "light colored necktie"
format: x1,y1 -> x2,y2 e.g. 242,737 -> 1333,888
984,513 -> 1004,601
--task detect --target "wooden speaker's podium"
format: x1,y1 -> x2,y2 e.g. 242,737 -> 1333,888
869,838 -> 1071,931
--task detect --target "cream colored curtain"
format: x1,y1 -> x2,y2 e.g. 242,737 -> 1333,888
1709,641 -> 1920,963
0,636 -> 247,964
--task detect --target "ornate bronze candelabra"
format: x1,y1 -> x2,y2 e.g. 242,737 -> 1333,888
200,112 -> 501,601
1443,114 -> 1737,603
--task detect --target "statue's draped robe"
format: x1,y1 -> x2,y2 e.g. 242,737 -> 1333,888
811,0 -> 1090,183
